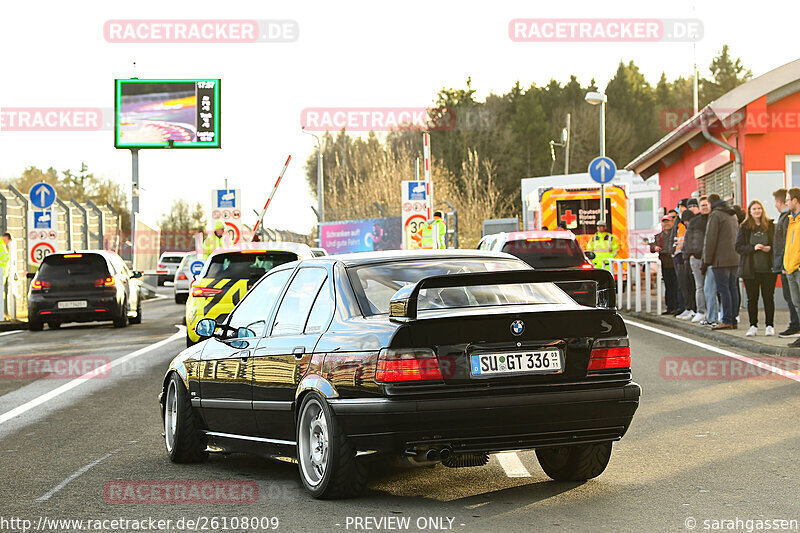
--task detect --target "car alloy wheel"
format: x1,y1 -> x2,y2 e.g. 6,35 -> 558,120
298,398 -> 329,487
164,380 -> 178,454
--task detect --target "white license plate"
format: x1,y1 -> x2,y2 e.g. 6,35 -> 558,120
57,300 -> 87,309
470,350 -> 563,377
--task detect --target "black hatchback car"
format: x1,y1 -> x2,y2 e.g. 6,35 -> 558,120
160,250 -> 639,499
28,251 -> 143,330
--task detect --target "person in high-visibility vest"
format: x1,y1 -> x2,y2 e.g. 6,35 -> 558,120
202,221 -> 225,259
0,233 -> 10,320
413,211 -> 447,249
585,222 -> 619,268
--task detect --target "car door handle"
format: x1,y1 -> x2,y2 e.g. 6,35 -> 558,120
293,346 -> 306,359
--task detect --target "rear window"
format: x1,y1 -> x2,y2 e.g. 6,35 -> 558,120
205,251 -> 298,280
38,254 -> 109,279
349,258 -> 571,315
160,255 -> 184,264
501,238 -> 586,268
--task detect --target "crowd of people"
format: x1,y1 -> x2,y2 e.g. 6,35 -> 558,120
650,188 -> 800,347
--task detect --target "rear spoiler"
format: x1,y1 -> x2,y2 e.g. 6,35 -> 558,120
388,269 -> 615,320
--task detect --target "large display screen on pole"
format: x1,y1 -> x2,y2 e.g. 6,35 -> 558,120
114,79 -> 220,148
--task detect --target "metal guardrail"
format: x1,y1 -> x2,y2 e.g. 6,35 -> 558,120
602,258 -> 663,314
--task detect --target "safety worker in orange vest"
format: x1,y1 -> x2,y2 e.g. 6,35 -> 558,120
585,221 -> 619,268
203,221 -> 225,259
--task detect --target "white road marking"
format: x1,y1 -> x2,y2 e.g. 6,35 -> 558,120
35,440 -> 137,502
0,330 -> 22,337
143,294 -> 169,303
0,326 -> 185,426
625,319 -> 800,383
496,451 -> 531,477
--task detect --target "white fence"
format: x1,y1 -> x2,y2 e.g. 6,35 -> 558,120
602,258 -> 663,314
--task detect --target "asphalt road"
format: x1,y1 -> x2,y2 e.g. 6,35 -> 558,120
1,290 -> 799,533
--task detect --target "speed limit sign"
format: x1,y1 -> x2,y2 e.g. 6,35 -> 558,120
31,242 -> 55,264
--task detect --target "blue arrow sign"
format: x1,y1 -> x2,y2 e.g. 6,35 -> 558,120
588,156 -> 616,184
189,260 -> 205,276
29,182 -> 56,209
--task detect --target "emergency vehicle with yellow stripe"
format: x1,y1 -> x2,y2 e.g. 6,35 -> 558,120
536,185 -> 629,268
185,242 -> 315,346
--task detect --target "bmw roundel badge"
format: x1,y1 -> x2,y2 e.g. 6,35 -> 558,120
510,320 -> 525,336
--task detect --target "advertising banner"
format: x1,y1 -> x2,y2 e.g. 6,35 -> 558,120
320,217 -> 401,254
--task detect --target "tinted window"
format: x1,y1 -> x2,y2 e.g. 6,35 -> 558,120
501,238 -> 585,268
38,254 -> 109,280
305,277 -> 333,334
229,269 -> 292,337
206,251 -> 298,280
160,255 -> 184,264
272,268 -> 328,336
350,258 -> 529,315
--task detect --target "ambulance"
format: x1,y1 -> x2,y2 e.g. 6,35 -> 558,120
521,171 -> 661,260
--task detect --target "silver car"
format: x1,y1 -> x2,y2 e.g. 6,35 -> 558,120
157,252 -> 191,286
172,252 -> 201,304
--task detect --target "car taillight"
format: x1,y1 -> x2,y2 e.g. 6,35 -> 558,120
158,263 -> 166,268
94,276 -> 115,287
31,279 -> 51,290
581,263 -> 593,269
177,272 -> 188,281
588,337 -> 631,370
191,286 -> 223,298
376,348 -> 443,382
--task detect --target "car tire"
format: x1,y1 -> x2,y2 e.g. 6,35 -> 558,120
28,318 -> 43,331
129,300 -> 142,325
296,392 -> 367,499
113,301 -> 128,328
174,293 -> 180,304
178,294 -> 188,304
536,441 -> 613,482
163,373 -> 208,463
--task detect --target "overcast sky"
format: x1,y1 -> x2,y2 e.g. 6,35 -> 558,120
1,0 -> 796,234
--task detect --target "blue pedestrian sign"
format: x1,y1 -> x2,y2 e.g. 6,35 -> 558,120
588,156 -> 616,184
189,260 -> 205,276
29,182 -> 56,209
216,189 -> 236,208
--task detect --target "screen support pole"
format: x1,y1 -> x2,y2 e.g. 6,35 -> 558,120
131,148 -> 139,265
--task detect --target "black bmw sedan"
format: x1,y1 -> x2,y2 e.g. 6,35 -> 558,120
160,250 -> 640,499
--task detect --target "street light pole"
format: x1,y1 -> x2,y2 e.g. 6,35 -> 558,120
585,91 -> 608,225
302,129 -> 324,242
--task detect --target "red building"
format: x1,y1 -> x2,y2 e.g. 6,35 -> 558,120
627,59 -> 800,219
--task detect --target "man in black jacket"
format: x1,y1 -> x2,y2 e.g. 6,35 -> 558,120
773,188 -> 800,337
651,214 -> 681,314
674,200 -> 697,319
703,194 -> 740,329
684,197 -> 709,323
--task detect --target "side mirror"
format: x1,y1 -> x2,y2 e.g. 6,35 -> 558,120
132,271 -> 143,279
584,251 -> 596,260
194,318 -> 217,339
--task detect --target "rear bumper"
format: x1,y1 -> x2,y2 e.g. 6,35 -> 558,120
329,382 -> 641,454
29,295 -> 121,323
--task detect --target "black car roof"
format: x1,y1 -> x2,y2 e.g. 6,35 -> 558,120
309,249 -> 518,267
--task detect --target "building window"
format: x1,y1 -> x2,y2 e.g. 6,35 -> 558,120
697,162 -> 735,199
788,156 -> 800,188
634,197 -> 654,230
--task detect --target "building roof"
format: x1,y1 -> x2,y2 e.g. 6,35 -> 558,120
626,58 -> 800,178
